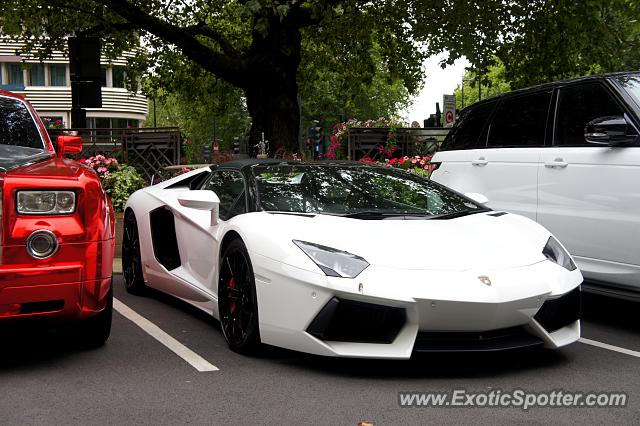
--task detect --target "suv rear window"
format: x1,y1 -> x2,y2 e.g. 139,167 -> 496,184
486,91 -> 552,148
439,101 -> 496,151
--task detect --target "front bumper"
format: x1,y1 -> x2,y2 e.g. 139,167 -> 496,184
0,241 -> 113,322
251,253 -> 582,358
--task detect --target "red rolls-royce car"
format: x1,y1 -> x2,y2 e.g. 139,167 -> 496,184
0,90 -> 114,347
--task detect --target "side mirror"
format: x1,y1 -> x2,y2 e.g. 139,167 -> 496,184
177,190 -> 220,226
464,192 -> 489,205
56,135 -> 83,158
585,115 -> 639,146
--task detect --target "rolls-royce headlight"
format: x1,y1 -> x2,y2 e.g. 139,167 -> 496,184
17,191 -> 76,214
543,236 -> 577,271
293,240 -> 369,278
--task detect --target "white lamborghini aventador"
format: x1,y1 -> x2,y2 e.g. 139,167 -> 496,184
122,159 -> 582,358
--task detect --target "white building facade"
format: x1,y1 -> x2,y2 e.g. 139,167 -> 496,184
0,38 -> 147,129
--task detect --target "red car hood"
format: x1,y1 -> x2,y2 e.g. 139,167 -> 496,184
4,156 -> 86,180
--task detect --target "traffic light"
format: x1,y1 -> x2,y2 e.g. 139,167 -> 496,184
307,126 -> 323,159
233,137 -> 241,154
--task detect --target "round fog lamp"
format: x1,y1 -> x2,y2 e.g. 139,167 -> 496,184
26,230 -> 59,259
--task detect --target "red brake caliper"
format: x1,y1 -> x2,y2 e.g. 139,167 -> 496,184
229,277 -> 237,314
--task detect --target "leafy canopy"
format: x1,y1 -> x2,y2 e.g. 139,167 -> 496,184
1,0 -> 638,151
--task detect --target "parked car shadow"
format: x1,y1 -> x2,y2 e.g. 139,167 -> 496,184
0,323 -> 87,370
581,289 -> 639,333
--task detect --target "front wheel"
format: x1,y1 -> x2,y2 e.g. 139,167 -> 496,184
122,211 -> 146,295
218,239 -> 260,354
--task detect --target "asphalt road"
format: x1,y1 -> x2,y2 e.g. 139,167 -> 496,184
1,275 -> 638,425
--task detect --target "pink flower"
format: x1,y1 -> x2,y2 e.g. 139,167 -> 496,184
181,167 -> 190,173
186,139 -> 193,145
97,167 -> 107,173
420,160 -> 425,165
411,159 -> 417,164
102,171 -> 110,178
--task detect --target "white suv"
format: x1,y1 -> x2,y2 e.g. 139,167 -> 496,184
431,72 -> 640,299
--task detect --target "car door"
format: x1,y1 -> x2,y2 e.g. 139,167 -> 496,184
435,91 -> 552,220
430,100 -> 496,194
478,90 -> 553,220
538,80 -> 640,289
172,169 -> 248,296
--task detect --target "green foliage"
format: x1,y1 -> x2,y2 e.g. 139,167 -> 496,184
413,0 -> 640,89
454,60 -> 511,110
103,164 -> 146,212
496,0 -> 640,88
299,40 -> 412,131
2,0 -> 638,151
143,78 -> 251,163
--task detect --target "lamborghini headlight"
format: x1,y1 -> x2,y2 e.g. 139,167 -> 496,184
543,236 -> 576,271
17,191 -> 76,215
293,240 -> 369,278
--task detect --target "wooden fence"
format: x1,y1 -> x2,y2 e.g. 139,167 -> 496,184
48,127 -> 181,180
347,127 -> 449,160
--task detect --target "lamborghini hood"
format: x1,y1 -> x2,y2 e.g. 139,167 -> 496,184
255,211 -> 552,272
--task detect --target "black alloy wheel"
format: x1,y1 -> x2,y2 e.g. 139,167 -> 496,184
218,239 -> 260,354
122,211 -> 146,294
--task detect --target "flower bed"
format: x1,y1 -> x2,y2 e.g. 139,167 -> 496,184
359,155 -> 434,178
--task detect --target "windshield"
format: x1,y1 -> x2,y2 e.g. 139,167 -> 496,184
253,164 -> 487,217
617,74 -> 640,105
0,96 -> 45,151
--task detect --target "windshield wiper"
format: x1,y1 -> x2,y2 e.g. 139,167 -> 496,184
427,209 -> 487,220
342,211 -> 429,219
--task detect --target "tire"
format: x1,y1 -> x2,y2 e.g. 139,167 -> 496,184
218,238 -> 260,354
73,280 -> 113,349
122,211 -> 146,295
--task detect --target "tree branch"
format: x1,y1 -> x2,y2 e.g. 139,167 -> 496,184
184,23 -> 237,57
94,0 -> 247,85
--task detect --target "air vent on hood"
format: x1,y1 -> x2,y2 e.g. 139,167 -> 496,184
487,212 -> 508,217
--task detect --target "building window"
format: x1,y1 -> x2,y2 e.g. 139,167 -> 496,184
112,66 -> 125,88
95,117 -> 111,128
50,64 -> 67,86
41,116 -> 65,129
29,64 -> 45,86
100,66 -> 107,87
88,117 -> 139,129
7,63 -> 24,86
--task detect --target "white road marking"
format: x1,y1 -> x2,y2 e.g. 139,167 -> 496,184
579,338 -> 640,359
113,298 -> 219,372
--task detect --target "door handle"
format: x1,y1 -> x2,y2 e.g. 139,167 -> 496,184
544,158 -> 568,168
471,157 -> 488,166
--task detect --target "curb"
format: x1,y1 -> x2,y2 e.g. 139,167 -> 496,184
113,258 -> 122,274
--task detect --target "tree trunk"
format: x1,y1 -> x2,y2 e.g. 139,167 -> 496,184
242,19 -> 302,155
245,76 -> 300,155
